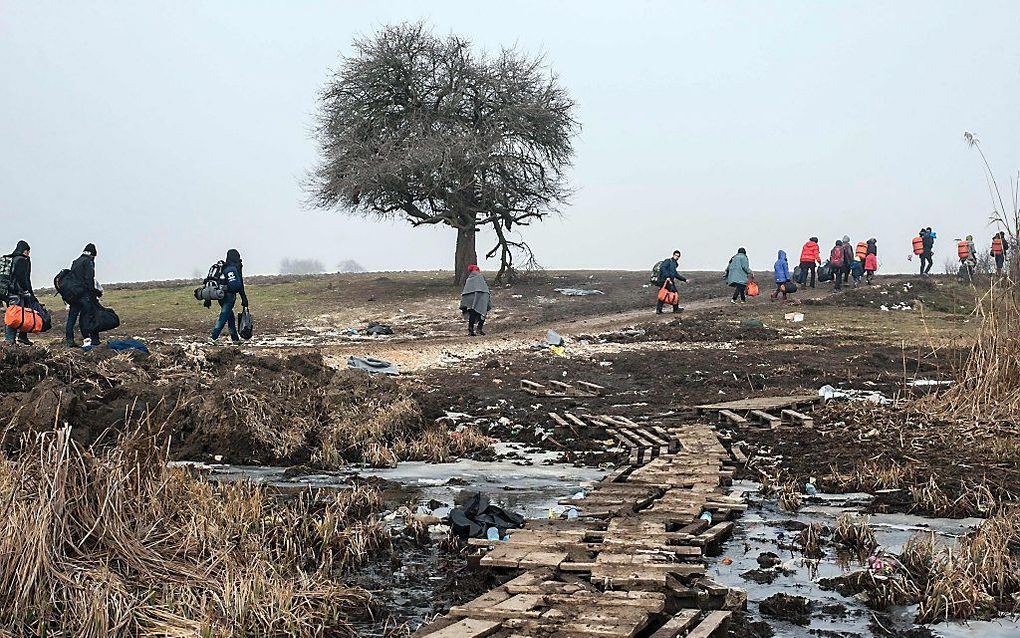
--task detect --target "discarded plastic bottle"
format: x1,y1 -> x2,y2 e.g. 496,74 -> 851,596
699,511 -> 713,524
486,527 -> 500,541
567,507 -> 578,520
805,483 -> 817,496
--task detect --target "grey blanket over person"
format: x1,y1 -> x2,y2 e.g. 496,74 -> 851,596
460,272 -> 492,319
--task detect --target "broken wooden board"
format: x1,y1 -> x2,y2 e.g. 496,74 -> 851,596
522,379 -> 605,397
695,394 -> 821,414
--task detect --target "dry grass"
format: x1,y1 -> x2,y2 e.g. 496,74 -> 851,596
797,523 -> 824,558
778,483 -> 802,512
0,416 -> 385,637
833,513 -> 878,555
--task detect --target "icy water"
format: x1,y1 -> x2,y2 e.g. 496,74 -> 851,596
711,480 -> 1020,637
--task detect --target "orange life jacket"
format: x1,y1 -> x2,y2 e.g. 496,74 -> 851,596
992,237 -> 1004,256
855,242 -> 867,261
957,241 -> 970,260
912,236 -> 924,255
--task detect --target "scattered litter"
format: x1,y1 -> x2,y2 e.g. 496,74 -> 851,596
347,356 -> 400,376
908,379 -> 953,387
449,493 -> 524,540
804,482 -> 817,496
784,312 -> 804,322
511,294 -> 523,299
818,384 -> 891,404
619,328 -> 646,338
549,345 -> 567,357
546,330 -> 564,346
554,288 -> 604,296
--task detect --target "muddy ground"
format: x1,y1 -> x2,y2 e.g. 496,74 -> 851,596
4,271 -> 1014,637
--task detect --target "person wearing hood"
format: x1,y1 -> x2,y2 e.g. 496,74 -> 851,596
210,249 -> 249,344
770,250 -> 793,302
829,240 -> 845,292
68,243 -> 102,348
725,248 -> 752,304
459,265 -> 491,336
840,235 -> 854,285
864,239 -> 878,285
4,240 -> 35,345
798,237 -> 822,288
656,250 -> 689,314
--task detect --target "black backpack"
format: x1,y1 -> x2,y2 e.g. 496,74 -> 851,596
194,261 -> 227,304
0,254 -> 14,299
53,268 -> 86,304
205,261 -> 226,285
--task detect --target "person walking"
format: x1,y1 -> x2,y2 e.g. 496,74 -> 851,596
770,250 -> 792,302
829,240 -> 845,292
959,235 -> 977,281
209,249 -> 249,344
798,237 -> 821,288
69,243 -> 103,348
725,248 -> 752,304
3,240 -> 35,345
920,228 -> 935,276
992,232 -> 1009,276
656,250 -> 689,314
864,238 -> 878,285
460,265 -> 491,336
841,235 -> 854,285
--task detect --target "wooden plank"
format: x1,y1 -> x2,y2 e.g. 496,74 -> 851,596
419,618 -> 501,638
749,410 -> 781,427
781,409 -> 815,427
647,609 -> 700,638
696,395 -> 820,413
521,379 -> 549,396
685,611 -> 731,638
717,409 -> 747,426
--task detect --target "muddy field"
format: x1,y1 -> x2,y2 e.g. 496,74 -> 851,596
2,271 -> 1017,637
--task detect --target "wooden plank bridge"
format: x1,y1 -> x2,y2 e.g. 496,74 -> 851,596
413,418 -> 748,638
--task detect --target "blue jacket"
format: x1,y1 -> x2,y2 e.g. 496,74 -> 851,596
773,250 -> 790,283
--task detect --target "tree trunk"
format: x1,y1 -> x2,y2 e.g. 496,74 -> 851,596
454,227 -> 478,286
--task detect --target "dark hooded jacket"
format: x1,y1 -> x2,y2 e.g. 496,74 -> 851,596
866,239 -> 877,256
222,249 -> 248,307
7,240 -> 33,300
70,252 -> 100,298
921,231 -> 934,253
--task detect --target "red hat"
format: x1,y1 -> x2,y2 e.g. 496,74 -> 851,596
467,264 -> 480,272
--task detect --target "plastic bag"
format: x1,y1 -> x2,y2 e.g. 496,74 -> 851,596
237,308 -> 253,340
746,278 -> 760,297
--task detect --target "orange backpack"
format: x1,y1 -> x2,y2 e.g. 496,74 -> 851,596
992,237 -> 1004,256
912,236 -> 924,255
957,241 -> 970,260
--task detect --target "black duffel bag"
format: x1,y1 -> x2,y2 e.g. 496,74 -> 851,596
82,304 -> 120,335
236,308 -> 253,340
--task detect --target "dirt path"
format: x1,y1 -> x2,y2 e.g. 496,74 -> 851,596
314,285 -> 834,372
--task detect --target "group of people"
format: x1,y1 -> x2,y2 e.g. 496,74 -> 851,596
944,231 -> 1011,280
797,236 -> 879,292
2,241 -> 251,348
2,241 -> 103,347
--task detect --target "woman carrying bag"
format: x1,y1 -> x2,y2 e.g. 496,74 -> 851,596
725,248 -> 753,304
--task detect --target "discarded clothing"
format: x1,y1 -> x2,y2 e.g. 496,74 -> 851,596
347,356 -> 400,376
448,492 -> 525,540
107,339 -> 149,354
364,323 -> 393,336
554,288 -> 605,296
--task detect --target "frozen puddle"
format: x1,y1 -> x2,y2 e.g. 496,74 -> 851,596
178,442 -> 606,519
710,481 -> 1017,637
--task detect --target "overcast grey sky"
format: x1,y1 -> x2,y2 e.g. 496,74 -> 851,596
2,1 -> 1019,282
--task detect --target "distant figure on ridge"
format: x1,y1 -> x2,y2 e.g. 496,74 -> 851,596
992,232 -> 1009,276
460,265 -> 491,336
725,248 -> 752,304
798,237 -> 821,288
655,250 -> 688,314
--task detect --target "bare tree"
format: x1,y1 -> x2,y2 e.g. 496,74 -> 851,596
306,22 -> 578,285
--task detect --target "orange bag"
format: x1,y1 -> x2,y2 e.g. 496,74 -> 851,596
4,304 -> 44,333
657,281 -> 679,306
746,277 -> 760,297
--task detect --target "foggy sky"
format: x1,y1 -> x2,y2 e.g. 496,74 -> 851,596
2,1 -> 1019,283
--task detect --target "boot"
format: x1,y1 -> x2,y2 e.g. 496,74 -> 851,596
477,322 -> 485,336
17,333 -> 31,346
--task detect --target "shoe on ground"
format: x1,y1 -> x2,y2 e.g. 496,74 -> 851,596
230,339 -> 241,346
478,329 -> 486,336
730,299 -> 737,304
65,340 -> 78,348
673,307 -> 684,313
207,337 -> 220,346
17,334 -> 31,345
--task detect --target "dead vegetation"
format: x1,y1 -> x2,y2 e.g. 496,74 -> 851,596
0,346 -> 492,468
0,417 -> 388,637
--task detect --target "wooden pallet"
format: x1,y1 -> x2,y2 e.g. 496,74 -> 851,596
695,394 -> 821,414
415,423 -> 744,637
521,379 -> 605,397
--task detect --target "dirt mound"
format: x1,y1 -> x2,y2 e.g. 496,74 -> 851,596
759,593 -> 813,625
583,313 -> 779,344
803,278 -> 973,314
0,345 -> 485,466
